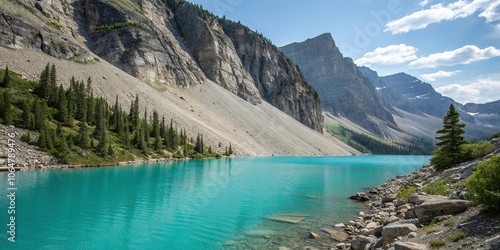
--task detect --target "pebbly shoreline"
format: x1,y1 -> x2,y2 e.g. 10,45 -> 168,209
291,138 -> 500,250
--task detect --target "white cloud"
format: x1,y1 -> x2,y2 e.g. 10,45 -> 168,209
436,75 -> 500,103
354,44 -> 418,67
479,1 -> 500,22
408,45 -> 500,69
385,0 -> 500,34
420,0 -> 431,7
421,70 -> 461,82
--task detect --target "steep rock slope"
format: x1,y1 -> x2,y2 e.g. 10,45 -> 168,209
280,33 -> 396,136
173,2 -> 261,105
222,21 -> 323,131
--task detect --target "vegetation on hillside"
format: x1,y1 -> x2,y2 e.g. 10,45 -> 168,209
431,104 -> 493,170
0,66 -> 231,165
466,155 -> 500,212
324,118 -> 433,155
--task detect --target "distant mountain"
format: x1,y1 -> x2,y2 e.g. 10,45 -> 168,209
464,100 -> 500,127
279,33 -> 397,136
375,72 -> 475,123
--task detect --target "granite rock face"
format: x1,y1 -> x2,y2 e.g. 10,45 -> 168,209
174,3 -> 261,104
223,22 -> 323,131
280,33 -> 396,136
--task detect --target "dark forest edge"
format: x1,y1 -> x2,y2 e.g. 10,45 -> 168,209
0,66 -> 233,165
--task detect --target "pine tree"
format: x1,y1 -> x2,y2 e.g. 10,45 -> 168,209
37,63 -> 51,99
49,64 -> 58,105
1,91 -> 14,125
2,65 -> 11,88
228,143 -> 233,155
153,110 -> 161,150
57,85 -> 69,125
78,122 -> 90,149
21,99 -> 32,129
431,104 -> 467,170
143,108 -> 150,145
97,122 -> 107,156
86,78 -> 95,125
129,95 -> 140,132
33,99 -> 47,131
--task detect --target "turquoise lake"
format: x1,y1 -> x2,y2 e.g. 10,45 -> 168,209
0,155 -> 430,249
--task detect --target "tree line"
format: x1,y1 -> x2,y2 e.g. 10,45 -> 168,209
0,65 -> 233,164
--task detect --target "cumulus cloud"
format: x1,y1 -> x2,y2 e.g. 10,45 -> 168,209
436,75 -> 500,103
408,45 -> 500,69
354,44 -> 418,67
421,70 -> 461,82
385,0 -> 500,34
420,0 -> 431,7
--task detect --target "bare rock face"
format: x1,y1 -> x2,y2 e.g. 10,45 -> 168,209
82,0 -> 206,87
280,33 -> 396,136
0,0 -> 92,60
174,3 -> 261,104
222,22 -> 323,131
395,241 -> 429,250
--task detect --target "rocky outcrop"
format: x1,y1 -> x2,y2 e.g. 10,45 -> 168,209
174,3 -> 261,104
222,22 -> 324,131
414,198 -> 474,223
82,0 -> 206,87
0,0 -> 92,60
280,33 -> 397,136
395,241 -> 429,250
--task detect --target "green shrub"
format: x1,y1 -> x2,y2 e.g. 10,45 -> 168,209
431,147 -> 454,170
422,178 -> 451,196
397,186 -> 417,203
443,220 -> 454,227
429,239 -> 446,248
459,142 -> 494,162
466,156 -> 500,211
448,231 -> 466,242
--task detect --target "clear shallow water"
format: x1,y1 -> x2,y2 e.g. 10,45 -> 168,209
0,155 -> 430,249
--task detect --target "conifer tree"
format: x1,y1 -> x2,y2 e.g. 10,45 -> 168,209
97,122 -> 107,156
143,108 -> 150,145
228,143 -> 233,155
33,99 -> 47,131
431,104 -> 467,170
49,64 -> 58,105
129,95 -> 140,132
57,85 -> 69,125
21,99 -> 32,129
78,122 -> 90,149
153,110 -> 161,150
2,65 -> 11,88
37,63 -> 51,99
1,91 -> 14,125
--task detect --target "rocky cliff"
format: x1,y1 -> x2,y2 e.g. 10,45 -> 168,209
0,0 -> 323,131
280,33 -> 396,136
222,21 -> 323,131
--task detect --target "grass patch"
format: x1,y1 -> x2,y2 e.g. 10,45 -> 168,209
109,0 -> 144,15
47,21 -> 63,33
448,231 -> 466,242
429,239 -> 446,248
426,227 -> 439,234
397,186 -> 417,203
443,220 -> 454,227
422,178 -> 451,196
96,22 -> 148,33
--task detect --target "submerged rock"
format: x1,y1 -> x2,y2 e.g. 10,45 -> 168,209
321,227 -> 349,241
263,214 -> 308,223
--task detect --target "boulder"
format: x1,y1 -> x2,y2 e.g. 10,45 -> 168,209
381,223 -> 418,245
408,194 -> 447,205
414,199 -> 474,223
308,232 -> 320,239
350,192 -> 370,201
382,193 -> 397,203
394,242 -> 429,250
485,235 -> 500,249
351,235 -> 377,250
321,227 -> 349,241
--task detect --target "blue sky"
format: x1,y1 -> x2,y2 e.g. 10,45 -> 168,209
188,0 -> 500,104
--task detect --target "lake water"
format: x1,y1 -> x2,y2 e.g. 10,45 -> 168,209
0,155 -> 430,249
